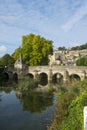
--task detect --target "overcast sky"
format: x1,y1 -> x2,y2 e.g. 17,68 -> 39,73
0,0 -> 87,57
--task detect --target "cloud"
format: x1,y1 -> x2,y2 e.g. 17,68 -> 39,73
62,1 -> 87,32
0,45 -> 8,57
0,45 -> 7,53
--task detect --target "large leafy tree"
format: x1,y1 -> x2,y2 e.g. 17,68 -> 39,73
22,33 -> 53,66
0,54 -> 15,66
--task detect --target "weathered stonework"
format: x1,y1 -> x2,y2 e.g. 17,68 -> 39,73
49,49 -> 87,66
28,66 -> 87,82
14,54 -> 23,69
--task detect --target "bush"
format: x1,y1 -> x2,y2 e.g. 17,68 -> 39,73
61,91 -> 87,130
17,76 -> 38,91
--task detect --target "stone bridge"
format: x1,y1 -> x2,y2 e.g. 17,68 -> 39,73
28,66 -> 87,82
5,66 -> 87,83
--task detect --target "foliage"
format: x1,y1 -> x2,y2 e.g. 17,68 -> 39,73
48,80 -> 87,130
12,47 -> 21,60
61,91 -> 87,130
17,76 -> 38,91
58,46 -> 66,50
76,56 -> 87,66
22,33 -> 53,66
48,91 -> 77,130
0,54 -> 15,66
71,43 -> 87,50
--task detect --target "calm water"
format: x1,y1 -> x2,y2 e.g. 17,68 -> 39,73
0,89 -> 56,130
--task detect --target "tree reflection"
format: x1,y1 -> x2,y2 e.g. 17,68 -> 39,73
17,92 -> 53,113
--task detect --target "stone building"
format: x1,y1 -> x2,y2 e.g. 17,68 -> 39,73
14,54 -> 28,74
49,49 -> 87,66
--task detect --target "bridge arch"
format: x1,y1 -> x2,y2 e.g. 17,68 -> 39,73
52,72 -> 63,84
70,74 -> 81,82
13,72 -> 18,83
26,73 -> 34,79
3,72 -> 9,82
39,72 -> 48,86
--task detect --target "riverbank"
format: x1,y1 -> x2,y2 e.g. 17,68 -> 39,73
48,80 -> 87,130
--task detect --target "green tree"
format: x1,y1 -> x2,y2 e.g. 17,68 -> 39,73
76,57 -> 87,66
12,47 -> 21,61
0,54 -> 15,66
21,33 -> 34,65
22,33 -> 53,66
71,43 -> 87,50
58,46 -> 66,50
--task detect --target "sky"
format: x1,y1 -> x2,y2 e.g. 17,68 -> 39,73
0,0 -> 87,57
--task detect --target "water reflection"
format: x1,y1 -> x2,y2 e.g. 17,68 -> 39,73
16,92 -> 53,113
0,95 -> 1,102
0,89 -> 55,130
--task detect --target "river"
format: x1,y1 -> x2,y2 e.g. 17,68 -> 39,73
0,88 -> 56,130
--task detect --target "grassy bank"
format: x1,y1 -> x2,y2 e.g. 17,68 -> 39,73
48,80 -> 87,130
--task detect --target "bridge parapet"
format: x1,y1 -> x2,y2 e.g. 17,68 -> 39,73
29,66 -> 50,75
